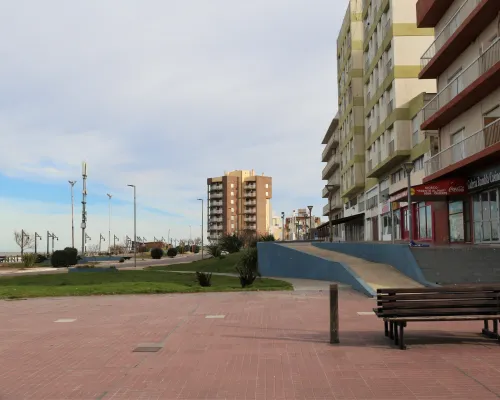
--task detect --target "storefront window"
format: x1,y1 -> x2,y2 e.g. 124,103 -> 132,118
449,201 -> 464,242
382,213 -> 392,236
473,189 -> 500,243
417,202 -> 432,239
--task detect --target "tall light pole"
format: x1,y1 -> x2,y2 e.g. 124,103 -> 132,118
325,185 -> 335,242
281,212 -> 285,241
68,181 -> 76,248
127,184 -> 137,268
189,225 -> 192,244
99,234 -> 105,252
51,234 -> 58,253
34,232 -> 42,254
46,231 -> 51,255
403,162 -> 415,243
81,162 -> 88,257
107,193 -> 112,254
197,198 -> 204,259
307,205 -> 313,240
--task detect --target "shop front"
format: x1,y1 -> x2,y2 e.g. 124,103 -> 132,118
467,165 -> 500,244
389,178 -> 468,244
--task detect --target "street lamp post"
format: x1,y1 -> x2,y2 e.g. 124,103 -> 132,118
403,162 -> 415,243
68,181 -> 76,248
325,185 -> 336,242
34,232 -> 42,254
114,235 -> 119,254
21,230 -> 28,257
46,231 -> 51,255
197,198 -> 204,259
127,184 -> 137,268
295,221 -> 300,240
307,205 -> 313,240
189,225 -> 192,244
99,234 -> 105,252
281,212 -> 285,241
107,193 -> 112,254
51,234 -> 58,253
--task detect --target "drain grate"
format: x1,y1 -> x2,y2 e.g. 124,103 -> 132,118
133,346 -> 162,353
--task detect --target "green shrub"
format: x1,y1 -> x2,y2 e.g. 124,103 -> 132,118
119,257 -> 125,263
22,253 -> 38,268
64,247 -> 78,266
259,234 -> 276,242
167,247 -> 178,258
206,244 -> 222,257
236,247 -> 259,287
193,245 -> 200,254
219,234 -> 243,253
150,247 -> 164,259
195,272 -> 212,287
35,254 -> 47,264
51,250 -> 69,268
176,245 -> 185,255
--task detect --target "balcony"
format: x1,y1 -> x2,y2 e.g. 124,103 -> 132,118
321,131 -> 339,162
322,173 -> 341,198
416,0 -> 455,28
244,217 -> 256,222
367,140 -> 410,178
209,201 -> 223,207
244,208 -> 257,214
210,184 -> 223,191
322,198 -> 342,216
421,38 -> 500,130
424,119 -> 500,181
322,153 -> 340,180
420,0 -> 500,79
211,209 -> 223,215
210,217 -> 223,223
322,117 -> 340,145
245,224 -> 257,231
244,191 -> 256,198
245,183 -> 256,189
210,193 -> 223,199
244,200 -> 256,206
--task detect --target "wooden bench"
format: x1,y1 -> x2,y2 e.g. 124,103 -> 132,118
373,285 -> 500,350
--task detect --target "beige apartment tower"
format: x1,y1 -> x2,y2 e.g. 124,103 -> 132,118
207,170 -> 272,240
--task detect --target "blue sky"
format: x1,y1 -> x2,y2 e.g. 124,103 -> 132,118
0,0 -> 343,251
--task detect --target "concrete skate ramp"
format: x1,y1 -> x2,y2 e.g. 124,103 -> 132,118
281,243 -> 422,291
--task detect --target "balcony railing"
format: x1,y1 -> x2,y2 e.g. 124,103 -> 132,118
368,159 -> 373,172
422,38 -> 500,123
244,201 -> 256,206
210,184 -> 223,191
210,193 -> 223,199
425,119 -> 500,176
322,154 -> 340,179
210,218 -> 223,223
322,131 -> 339,161
209,201 -> 223,207
245,183 -> 256,189
244,217 -> 256,222
420,0 -> 481,69
244,192 -> 256,198
245,208 -> 257,214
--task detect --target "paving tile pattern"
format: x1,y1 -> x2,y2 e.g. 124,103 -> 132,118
1,289 -> 500,399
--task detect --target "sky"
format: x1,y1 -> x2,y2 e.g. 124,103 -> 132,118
0,0 -> 343,252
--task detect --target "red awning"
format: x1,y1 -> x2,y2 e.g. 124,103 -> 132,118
390,178 -> 467,203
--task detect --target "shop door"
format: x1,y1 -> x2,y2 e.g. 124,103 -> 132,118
372,217 -> 379,241
402,207 -> 409,240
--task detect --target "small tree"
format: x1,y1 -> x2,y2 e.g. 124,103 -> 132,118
151,247 -> 164,259
51,250 -> 69,268
236,247 -> 259,287
167,247 -> 178,258
219,234 -> 243,254
14,231 -> 34,257
64,247 -> 78,266
193,237 -> 202,245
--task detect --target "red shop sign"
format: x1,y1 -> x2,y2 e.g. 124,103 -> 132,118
410,178 -> 467,196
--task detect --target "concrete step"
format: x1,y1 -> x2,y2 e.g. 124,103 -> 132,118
280,243 -> 422,291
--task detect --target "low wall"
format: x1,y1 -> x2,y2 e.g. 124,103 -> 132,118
411,247 -> 500,284
257,242 -> 375,297
312,242 -> 435,287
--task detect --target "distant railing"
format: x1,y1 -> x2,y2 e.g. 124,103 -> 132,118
425,119 -> 500,176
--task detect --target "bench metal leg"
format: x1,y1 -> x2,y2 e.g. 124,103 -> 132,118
384,320 -> 389,337
399,322 -> 407,350
389,321 -> 394,340
394,323 -> 399,346
482,320 -> 490,336
493,320 -> 498,336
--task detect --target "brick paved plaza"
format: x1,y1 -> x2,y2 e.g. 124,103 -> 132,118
1,287 -> 500,400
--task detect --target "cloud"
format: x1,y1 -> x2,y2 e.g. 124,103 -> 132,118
0,0 -> 343,251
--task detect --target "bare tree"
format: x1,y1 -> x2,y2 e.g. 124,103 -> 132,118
86,244 -> 100,257
14,230 -> 34,256
193,237 -> 202,245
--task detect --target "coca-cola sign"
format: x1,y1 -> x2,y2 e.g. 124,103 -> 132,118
390,178 -> 467,202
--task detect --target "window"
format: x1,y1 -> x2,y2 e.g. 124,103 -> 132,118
231,224 -> 234,229
451,128 -> 465,163
265,184 -> 269,188
412,115 -> 420,147
417,202 -> 433,239
414,156 -> 424,171
266,191 -> 269,196
230,191 -> 234,196
231,208 -> 234,213
230,199 -> 234,204
449,201 -> 464,242
231,215 -> 234,221
382,213 -> 392,236
231,183 -> 234,188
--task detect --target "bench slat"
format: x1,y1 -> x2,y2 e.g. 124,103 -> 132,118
377,299 -> 500,309
377,286 -> 500,294
386,315 -> 500,322
378,292 -> 500,301
376,307 -> 500,316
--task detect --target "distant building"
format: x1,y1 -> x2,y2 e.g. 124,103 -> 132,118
284,209 -> 322,240
206,170 -> 272,241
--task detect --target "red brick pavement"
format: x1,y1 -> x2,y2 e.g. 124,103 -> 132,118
1,288 -> 500,400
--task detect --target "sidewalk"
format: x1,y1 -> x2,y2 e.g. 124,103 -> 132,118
1,288 -> 500,399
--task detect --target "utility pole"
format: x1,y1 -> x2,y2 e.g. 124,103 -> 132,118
69,180 -> 76,248
127,184 -> 137,268
197,198 -> 204,259
81,162 -> 88,256
308,206 -> 313,240
107,193 -> 112,254
281,212 -> 285,241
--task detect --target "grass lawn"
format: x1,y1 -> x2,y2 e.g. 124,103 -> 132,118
0,270 -> 292,299
148,252 -> 242,273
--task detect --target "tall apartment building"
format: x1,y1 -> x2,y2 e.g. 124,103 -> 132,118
411,0 -> 500,244
206,170 -> 272,240
336,0 -> 366,241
